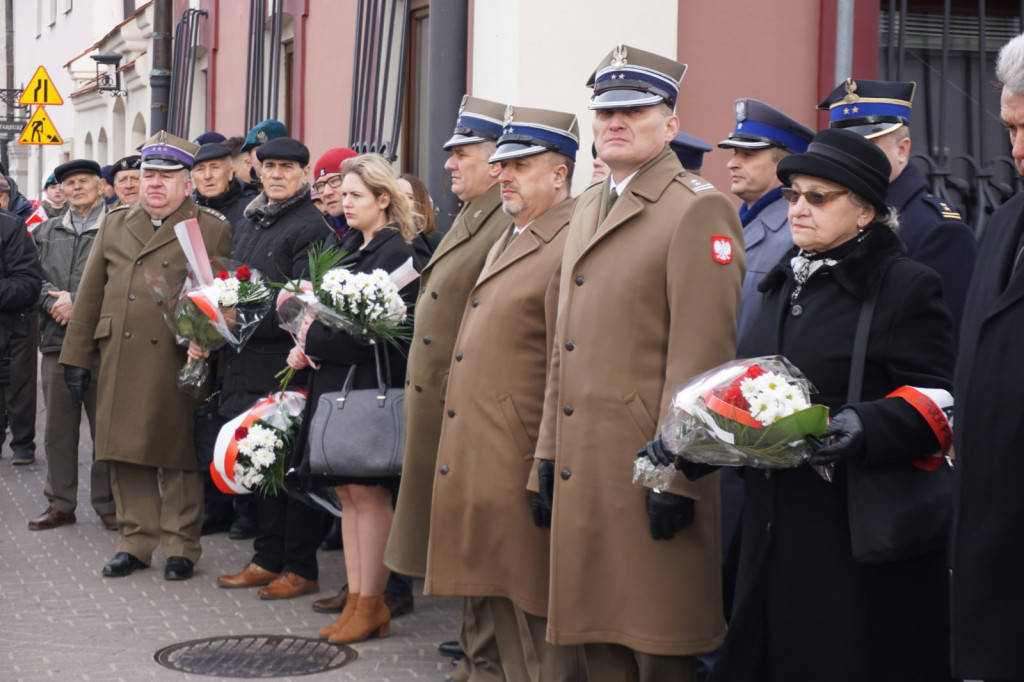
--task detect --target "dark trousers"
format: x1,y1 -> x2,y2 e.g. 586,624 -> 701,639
1,317 -> 37,451
252,490 -> 327,580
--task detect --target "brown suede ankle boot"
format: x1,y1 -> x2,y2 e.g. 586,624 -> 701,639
319,593 -> 359,638
328,594 -> 390,643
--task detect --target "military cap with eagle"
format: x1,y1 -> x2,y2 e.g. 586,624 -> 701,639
818,78 -> 916,139
718,99 -> 813,154
488,104 -> 580,163
139,131 -> 198,171
443,95 -> 507,150
586,44 -> 688,110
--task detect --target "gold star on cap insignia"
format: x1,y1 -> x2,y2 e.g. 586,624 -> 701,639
851,106 -> 859,113
611,45 -> 628,68
843,107 -> 850,115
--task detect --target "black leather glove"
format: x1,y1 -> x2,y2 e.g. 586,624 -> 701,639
638,435 -> 674,468
646,488 -> 695,540
64,366 -> 91,409
530,459 -> 555,528
808,408 -> 866,465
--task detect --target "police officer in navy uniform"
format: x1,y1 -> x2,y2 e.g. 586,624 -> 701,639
719,98 -> 813,339
819,78 -> 976,340
670,132 -> 712,175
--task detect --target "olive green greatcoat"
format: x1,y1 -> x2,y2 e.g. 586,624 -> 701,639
59,200 -> 232,470
424,198 -> 572,616
384,184 -> 509,577
533,150 -> 744,656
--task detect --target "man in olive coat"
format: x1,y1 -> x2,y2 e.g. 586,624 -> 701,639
384,95 -> 510,681
59,132 -> 231,581
532,46 -> 744,681
425,105 -> 582,681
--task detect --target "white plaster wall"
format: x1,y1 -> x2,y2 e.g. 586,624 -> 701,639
472,0 -> 678,195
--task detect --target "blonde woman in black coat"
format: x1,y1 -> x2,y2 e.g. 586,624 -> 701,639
701,129 -> 956,682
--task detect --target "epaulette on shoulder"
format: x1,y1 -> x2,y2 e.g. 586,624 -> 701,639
676,171 -> 716,194
198,205 -> 227,221
108,203 -> 130,213
928,196 -> 962,221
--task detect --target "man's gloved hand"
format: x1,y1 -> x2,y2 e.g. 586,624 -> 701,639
530,459 -> 555,528
808,408 -> 866,465
637,435 -> 674,468
646,488 -> 695,540
64,366 -> 91,409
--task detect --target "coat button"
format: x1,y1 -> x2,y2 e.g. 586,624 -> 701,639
455,352 -> 463,361
447,408 -> 455,417
150,338 -> 158,345
471,298 -> 479,307
423,336 -> 431,345
440,465 -> 449,475
162,261 -> 170,268
124,332 -> 131,338
563,405 -> 573,416
406,379 -> 410,386
128,294 -> 136,301
560,468 -> 571,480
431,291 -> 438,299
790,304 -> 803,317
565,340 -> 575,351
575,275 -> 584,286
415,385 -> 423,392
135,259 -> 143,266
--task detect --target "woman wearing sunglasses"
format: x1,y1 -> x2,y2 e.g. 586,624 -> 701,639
705,128 -> 957,682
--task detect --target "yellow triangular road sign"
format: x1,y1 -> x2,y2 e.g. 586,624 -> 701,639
18,66 -> 63,106
19,107 -> 63,145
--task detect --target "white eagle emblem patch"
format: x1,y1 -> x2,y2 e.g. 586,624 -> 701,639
711,236 -> 733,264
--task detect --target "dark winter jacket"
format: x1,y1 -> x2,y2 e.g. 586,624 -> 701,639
709,225 -> 956,682
0,209 -> 42,385
5,176 -> 35,221
192,178 -> 258,230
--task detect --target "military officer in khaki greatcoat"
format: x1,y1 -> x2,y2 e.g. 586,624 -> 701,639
383,95 -> 510,681
531,46 -> 744,681
60,132 -> 231,581
424,105 -> 583,681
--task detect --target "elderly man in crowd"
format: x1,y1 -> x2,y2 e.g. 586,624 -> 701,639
59,132 -> 231,581
29,159 -> 115,532
385,94 -> 511,681
424,104 -> 583,681
533,45 -> 743,681
110,155 -> 141,206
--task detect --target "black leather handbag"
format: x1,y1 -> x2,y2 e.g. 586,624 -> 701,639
307,343 -> 404,478
844,276 -> 953,564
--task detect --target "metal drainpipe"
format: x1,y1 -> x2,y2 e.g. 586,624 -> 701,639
425,0 -> 468,233
835,0 -> 854,84
150,0 -> 173,134
3,0 -> 12,172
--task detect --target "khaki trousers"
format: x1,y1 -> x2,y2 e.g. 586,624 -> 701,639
450,596 -> 505,682
109,460 -> 203,564
488,597 -> 586,682
582,643 -> 697,682
40,353 -> 112,515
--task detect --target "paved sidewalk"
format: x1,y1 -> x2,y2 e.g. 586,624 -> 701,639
0,404 -> 462,682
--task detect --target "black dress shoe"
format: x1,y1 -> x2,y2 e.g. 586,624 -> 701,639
102,552 -> 148,577
165,556 -> 195,581
438,640 -> 465,659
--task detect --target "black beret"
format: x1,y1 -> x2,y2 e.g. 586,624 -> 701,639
194,143 -> 232,165
112,155 -> 141,175
194,131 -> 227,145
55,159 -> 103,183
256,137 -> 310,166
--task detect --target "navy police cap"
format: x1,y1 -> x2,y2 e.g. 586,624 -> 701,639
670,132 -> 712,172
718,99 -> 813,154
489,105 -> 580,163
587,44 -> 687,110
818,78 -> 916,139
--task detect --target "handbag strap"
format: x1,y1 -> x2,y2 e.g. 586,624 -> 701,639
338,344 -> 393,401
847,287 -> 878,404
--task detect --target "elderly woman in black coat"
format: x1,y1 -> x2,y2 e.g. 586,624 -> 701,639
665,129 -> 956,682
285,153 -> 425,645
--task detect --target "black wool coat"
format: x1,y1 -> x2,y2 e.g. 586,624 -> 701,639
291,227 -> 426,480
219,187 -> 331,417
950,192 -> 1024,680
709,225 -> 955,682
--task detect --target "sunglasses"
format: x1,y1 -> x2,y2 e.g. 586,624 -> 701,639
781,188 -> 850,206
313,174 -> 344,195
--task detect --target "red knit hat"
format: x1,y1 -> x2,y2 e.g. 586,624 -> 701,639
314,148 -> 358,179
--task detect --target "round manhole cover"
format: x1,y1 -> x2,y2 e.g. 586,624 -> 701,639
154,635 -> 357,677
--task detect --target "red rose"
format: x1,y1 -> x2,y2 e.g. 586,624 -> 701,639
721,385 -> 746,408
236,266 -> 252,282
745,365 -> 766,379
216,270 -> 229,280
235,426 -> 249,440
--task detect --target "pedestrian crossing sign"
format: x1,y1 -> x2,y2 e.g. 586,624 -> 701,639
18,66 -> 64,106
18,107 -> 63,145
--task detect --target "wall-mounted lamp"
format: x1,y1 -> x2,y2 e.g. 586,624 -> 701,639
90,52 -> 127,97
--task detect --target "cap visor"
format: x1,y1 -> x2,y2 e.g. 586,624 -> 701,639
488,143 -> 548,163
141,160 -> 187,171
588,90 -> 665,110
833,121 -> 904,140
442,133 -> 487,151
717,138 -> 773,150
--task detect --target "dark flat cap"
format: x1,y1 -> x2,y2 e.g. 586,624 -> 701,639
256,137 -> 310,166
112,155 -> 141,176
55,159 -> 103,183
194,131 -> 226,146
194,143 -> 232,165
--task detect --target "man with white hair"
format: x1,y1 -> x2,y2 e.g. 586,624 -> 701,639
950,31 -> 1024,682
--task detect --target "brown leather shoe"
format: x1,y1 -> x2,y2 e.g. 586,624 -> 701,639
312,584 -> 349,613
258,572 -> 319,600
217,563 -> 280,589
28,506 -> 76,531
100,513 -> 118,531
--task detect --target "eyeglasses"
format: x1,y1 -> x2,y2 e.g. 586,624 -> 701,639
313,174 -> 344,194
781,188 -> 850,206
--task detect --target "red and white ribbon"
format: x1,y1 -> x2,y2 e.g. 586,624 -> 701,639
887,386 -> 953,470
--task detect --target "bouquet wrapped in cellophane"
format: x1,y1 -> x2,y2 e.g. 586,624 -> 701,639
633,356 -> 829,490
